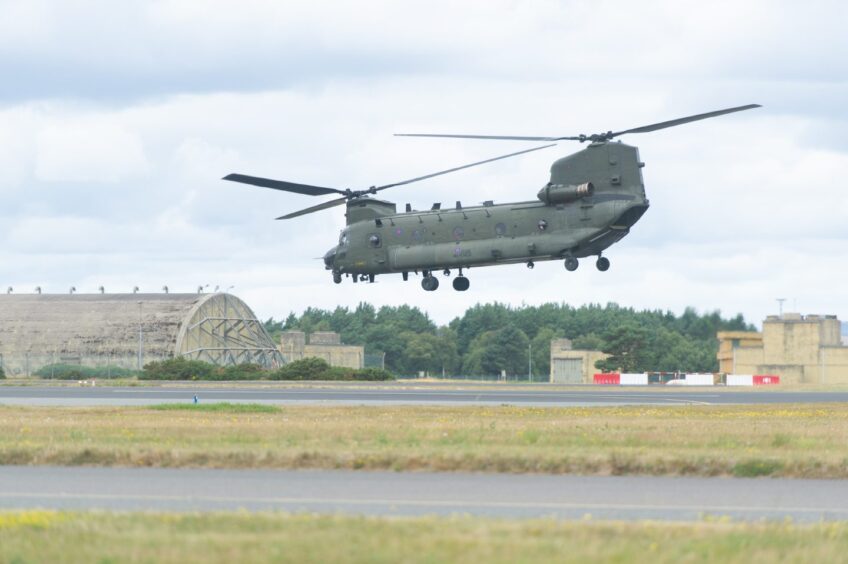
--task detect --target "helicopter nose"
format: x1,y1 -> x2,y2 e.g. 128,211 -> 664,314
323,247 -> 337,269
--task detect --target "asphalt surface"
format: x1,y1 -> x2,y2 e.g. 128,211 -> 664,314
2,384 -> 848,406
1,466 -> 847,522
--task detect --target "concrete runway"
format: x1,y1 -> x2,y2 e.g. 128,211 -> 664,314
1,384 -> 848,406
1,466 -> 847,522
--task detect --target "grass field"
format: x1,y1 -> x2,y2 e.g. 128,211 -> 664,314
1,511 -> 848,563
2,403 -> 848,477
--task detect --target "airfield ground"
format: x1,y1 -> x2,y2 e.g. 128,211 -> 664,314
3,389 -> 848,562
3,511 -> 848,563
2,403 -> 848,477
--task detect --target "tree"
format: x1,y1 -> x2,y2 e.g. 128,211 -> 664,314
462,326 -> 530,376
398,332 -> 435,374
530,326 -> 559,378
595,323 -> 650,373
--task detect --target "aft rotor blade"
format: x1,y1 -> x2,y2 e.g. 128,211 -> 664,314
223,173 -> 346,197
395,133 -> 580,142
611,104 -> 761,137
375,144 -> 556,192
276,196 -> 348,220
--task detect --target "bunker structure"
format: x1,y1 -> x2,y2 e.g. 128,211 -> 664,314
0,293 -> 283,377
718,313 -> 848,384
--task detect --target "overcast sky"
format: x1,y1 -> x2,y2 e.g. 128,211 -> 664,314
1,0 -> 846,327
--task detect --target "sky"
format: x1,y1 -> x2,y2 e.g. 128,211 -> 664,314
0,0 -> 846,327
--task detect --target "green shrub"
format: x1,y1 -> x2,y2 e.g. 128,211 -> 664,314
140,357 -> 393,381
34,364 -> 135,380
220,363 -> 266,380
270,358 -> 393,381
141,359 -> 270,381
270,358 -> 332,380
141,358 -> 215,380
0,366 -> 4,379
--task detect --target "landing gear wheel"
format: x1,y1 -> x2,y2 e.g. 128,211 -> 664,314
564,257 -> 579,272
421,276 -> 439,291
452,276 -> 470,291
596,257 -> 610,272
333,272 -> 342,284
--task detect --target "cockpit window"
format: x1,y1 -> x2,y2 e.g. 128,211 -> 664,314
339,231 -> 350,247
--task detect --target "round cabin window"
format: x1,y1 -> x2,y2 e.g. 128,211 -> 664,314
495,222 -> 507,236
452,226 -> 464,240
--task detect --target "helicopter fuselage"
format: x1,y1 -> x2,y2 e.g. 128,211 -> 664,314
325,141 -> 649,287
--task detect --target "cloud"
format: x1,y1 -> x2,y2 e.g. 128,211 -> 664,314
1,1 -> 845,103
35,117 -> 149,182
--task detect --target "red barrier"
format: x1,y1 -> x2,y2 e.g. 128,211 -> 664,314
753,375 -> 780,385
593,373 -> 621,385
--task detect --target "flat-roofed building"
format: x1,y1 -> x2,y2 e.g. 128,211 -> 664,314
549,338 -> 608,384
718,313 -> 848,384
280,331 -> 364,369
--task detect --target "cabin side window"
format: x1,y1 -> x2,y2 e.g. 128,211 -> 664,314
368,233 -> 382,248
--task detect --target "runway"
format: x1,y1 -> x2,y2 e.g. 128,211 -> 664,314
1,466 -> 846,522
1,384 -> 848,406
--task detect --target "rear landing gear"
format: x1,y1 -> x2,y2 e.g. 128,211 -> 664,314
452,276 -> 470,291
596,256 -> 610,272
564,257 -> 579,272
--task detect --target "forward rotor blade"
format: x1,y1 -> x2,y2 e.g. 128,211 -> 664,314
276,196 -> 348,220
611,104 -> 761,137
223,173 -> 346,197
395,133 -> 579,142
375,144 -> 556,192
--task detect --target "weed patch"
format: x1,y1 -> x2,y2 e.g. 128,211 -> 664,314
148,403 -> 280,414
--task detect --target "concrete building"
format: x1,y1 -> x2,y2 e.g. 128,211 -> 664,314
549,338 -> 608,384
280,331 -> 364,369
0,293 -> 282,377
717,313 -> 848,384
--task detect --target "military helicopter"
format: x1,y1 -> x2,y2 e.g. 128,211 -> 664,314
224,104 -> 759,292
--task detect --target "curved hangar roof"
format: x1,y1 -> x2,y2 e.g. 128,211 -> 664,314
0,293 -> 282,376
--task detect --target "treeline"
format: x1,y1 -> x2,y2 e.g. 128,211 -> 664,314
265,303 -> 753,376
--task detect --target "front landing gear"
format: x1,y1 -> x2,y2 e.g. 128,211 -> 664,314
596,256 -> 610,272
421,274 -> 439,291
564,257 -> 579,272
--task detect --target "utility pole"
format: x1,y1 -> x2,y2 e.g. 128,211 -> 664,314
137,301 -> 143,370
776,298 -> 786,317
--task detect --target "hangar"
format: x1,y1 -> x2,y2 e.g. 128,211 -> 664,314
0,292 -> 283,377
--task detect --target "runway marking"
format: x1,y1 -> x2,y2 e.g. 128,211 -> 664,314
1,491 -> 845,516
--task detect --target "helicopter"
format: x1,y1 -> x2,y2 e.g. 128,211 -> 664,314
224,104 -> 760,292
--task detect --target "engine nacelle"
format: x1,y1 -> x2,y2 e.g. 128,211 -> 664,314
537,182 -> 594,205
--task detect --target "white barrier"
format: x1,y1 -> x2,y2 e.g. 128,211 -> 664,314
620,373 -> 648,386
683,373 -> 714,386
726,374 -> 753,386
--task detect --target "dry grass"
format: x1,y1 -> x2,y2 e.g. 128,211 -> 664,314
2,511 -> 848,563
2,404 -> 848,477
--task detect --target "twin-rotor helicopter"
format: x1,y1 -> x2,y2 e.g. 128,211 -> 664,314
224,104 -> 760,292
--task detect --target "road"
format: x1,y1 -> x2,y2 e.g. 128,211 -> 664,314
1,466 -> 846,522
1,384 -> 848,406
